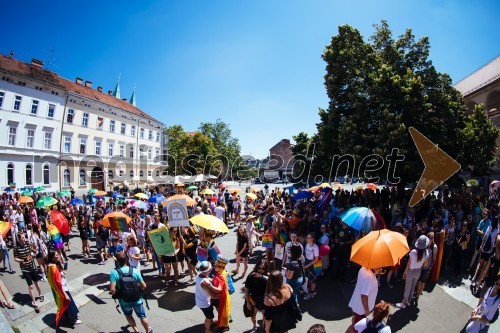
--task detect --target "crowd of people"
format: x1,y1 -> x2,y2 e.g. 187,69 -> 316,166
0,181 -> 499,332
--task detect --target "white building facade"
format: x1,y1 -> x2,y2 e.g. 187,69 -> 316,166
0,54 -> 166,195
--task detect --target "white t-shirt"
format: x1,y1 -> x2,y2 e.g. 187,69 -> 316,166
348,267 -> 378,315
194,275 -> 211,308
304,243 -> 319,261
127,246 -> 141,270
136,218 -> 146,237
354,318 -> 391,333
409,249 -> 429,269
214,206 -> 225,220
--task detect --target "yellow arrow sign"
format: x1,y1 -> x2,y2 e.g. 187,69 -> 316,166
409,127 -> 461,207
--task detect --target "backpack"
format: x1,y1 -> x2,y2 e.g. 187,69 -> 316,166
362,319 -> 386,333
115,268 -> 142,302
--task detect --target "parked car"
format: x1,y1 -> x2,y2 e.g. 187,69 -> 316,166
253,178 -> 264,184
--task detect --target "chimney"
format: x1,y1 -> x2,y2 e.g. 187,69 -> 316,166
75,77 -> 83,85
97,86 -> 103,92
31,58 -> 44,68
122,98 -> 127,101
108,90 -> 112,95
84,81 -> 92,88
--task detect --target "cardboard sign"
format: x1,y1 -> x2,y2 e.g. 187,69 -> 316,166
147,227 -> 174,256
166,199 -> 190,227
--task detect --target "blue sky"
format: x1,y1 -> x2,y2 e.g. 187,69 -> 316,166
2,0 -> 499,159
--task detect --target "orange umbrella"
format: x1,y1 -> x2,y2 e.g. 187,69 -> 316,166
350,229 -> 409,269
101,212 -> 131,228
249,187 -> 262,193
95,190 -> 107,196
366,183 -> 377,190
18,196 -> 34,204
309,186 -> 320,192
333,183 -> 343,188
228,188 -> 242,194
0,221 -> 12,238
162,194 -> 197,206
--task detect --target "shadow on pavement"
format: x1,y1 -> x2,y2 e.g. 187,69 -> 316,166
387,306 -> 420,332
156,290 -> 195,312
83,272 -> 109,289
11,292 -> 32,306
175,323 -> 205,332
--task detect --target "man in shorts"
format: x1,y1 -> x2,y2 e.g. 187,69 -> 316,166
13,231 -> 43,312
110,252 -> 152,333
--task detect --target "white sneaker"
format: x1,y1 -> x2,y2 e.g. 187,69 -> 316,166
41,276 -> 47,282
396,303 -> 407,309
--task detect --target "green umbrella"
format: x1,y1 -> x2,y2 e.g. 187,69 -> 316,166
115,198 -> 125,204
466,179 -> 479,186
34,186 -> 45,192
58,190 -> 71,197
88,188 -> 98,195
36,196 -> 58,208
187,185 -> 197,190
21,190 -> 32,196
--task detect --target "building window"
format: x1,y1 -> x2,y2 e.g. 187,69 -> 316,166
129,145 -> 134,158
67,109 -> 75,123
148,130 -> 153,140
80,138 -> 87,154
8,127 -> 16,146
64,136 -> 71,153
129,170 -> 134,178
155,170 -> 160,177
63,169 -> 71,187
43,165 -> 50,185
108,170 -> 114,180
31,100 -> 39,115
26,129 -> 34,148
44,132 -> 52,149
131,125 -> 136,136
140,170 -> 144,178
7,163 -> 14,185
119,170 -> 124,176
148,171 -> 152,177
95,141 -> 101,155
155,149 -> 159,157
120,123 -> 126,135
25,164 -> 32,186
47,104 -> 55,118
110,120 -> 115,132
13,95 -> 22,111
97,117 -> 104,129
0,91 -> 4,108
148,148 -> 152,160
119,144 -> 124,157
108,143 -> 114,157
79,169 -> 86,186
82,112 -> 89,127
156,132 -> 160,142
140,128 -> 144,139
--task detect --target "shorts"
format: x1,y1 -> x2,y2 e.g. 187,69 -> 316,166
480,251 -> 493,260
162,255 -> 178,263
62,235 -> 70,244
418,269 -> 431,282
96,238 -> 106,250
137,235 -> 145,248
120,302 -> 146,318
200,305 -> 215,319
22,270 -> 40,286
186,253 -> 198,265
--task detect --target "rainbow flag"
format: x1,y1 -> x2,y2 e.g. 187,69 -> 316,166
208,246 -> 221,262
47,264 -> 70,327
47,224 -> 63,249
0,221 -> 12,238
279,231 -> 289,246
313,258 -> 323,276
262,234 -> 273,249
109,216 -> 130,233
197,247 -> 208,261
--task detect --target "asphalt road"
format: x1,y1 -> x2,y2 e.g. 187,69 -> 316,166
0,219 -> 483,333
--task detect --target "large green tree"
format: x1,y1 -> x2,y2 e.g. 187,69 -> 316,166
164,125 -> 190,174
462,104 -> 499,176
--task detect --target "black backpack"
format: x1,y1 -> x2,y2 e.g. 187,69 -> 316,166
362,319 -> 386,333
115,268 -> 142,302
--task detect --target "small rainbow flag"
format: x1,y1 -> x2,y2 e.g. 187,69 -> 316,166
197,247 -> 208,261
109,216 -> 130,233
47,224 -> 63,249
279,231 -> 289,246
47,264 -> 70,327
262,234 -> 273,249
313,258 -> 323,276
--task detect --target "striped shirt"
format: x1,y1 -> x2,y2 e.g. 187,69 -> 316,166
14,242 -> 35,272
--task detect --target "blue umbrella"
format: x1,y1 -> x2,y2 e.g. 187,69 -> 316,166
112,193 -> 124,199
69,198 -> 85,205
148,195 -> 166,204
293,191 -> 314,200
338,207 -> 375,232
4,187 -> 14,192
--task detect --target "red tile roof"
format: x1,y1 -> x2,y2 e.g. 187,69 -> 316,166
0,54 -> 158,122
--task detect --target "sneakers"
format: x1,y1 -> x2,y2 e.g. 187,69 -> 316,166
41,276 -> 47,282
98,261 -> 106,265
147,327 -> 153,333
395,303 -> 407,309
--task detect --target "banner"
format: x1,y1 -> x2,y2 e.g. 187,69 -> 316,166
147,227 -> 174,256
166,199 -> 190,227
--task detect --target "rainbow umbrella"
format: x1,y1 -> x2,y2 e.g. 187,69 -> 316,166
0,221 -> 12,238
131,200 -> 149,210
101,212 -> 131,229
36,196 -> 58,208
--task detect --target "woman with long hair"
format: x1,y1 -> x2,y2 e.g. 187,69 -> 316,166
30,224 -> 47,281
127,236 -> 141,273
180,226 -> 198,282
396,235 -> 429,308
263,270 -> 296,333
233,225 -> 249,278
47,249 -> 81,328
244,259 -> 269,331
163,228 -> 180,287
354,301 -> 392,332
285,244 -> 304,303
303,232 -> 319,300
